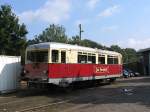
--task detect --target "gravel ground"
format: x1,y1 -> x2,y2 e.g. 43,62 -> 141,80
0,76 -> 150,112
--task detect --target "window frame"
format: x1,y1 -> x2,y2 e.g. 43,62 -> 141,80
61,50 -> 66,63
77,51 -> 96,64
51,50 -> 59,63
26,49 -> 48,64
98,54 -> 105,64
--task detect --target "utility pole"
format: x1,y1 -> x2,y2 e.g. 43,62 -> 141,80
79,24 -> 84,42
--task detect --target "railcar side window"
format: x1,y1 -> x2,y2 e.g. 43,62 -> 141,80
61,51 -> 66,63
98,55 -> 105,64
52,50 -> 59,63
88,54 -> 96,63
108,56 -> 113,64
92,56 -> 96,63
78,54 -> 87,63
78,52 -> 96,64
107,55 -> 118,64
88,56 -> 92,63
114,57 -> 118,64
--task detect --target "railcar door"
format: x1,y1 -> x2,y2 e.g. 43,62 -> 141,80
61,51 -> 66,63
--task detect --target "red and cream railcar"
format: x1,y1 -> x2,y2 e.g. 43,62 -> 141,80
24,42 -> 122,87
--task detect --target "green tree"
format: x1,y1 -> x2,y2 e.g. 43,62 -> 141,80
68,36 -> 104,49
110,45 -> 122,53
81,39 -> 103,49
68,35 -> 80,45
123,48 -> 137,63
28,24 -> 68,45
110,45 -> 137,63
0,5 -> 28,56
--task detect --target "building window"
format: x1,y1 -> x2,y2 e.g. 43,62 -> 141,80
52,50 -> 59,63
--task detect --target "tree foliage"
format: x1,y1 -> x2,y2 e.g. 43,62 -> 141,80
110,45 -> 122,53
68,35 -> 103,49
28,24 -> 68,45
0,5 -> 28,56
123,48 -> 137,63
110,45 -> 137,63
68,35 -> 80,45
81,39 -> 103,49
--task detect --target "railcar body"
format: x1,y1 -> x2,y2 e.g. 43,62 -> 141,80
24,42 -> 122,87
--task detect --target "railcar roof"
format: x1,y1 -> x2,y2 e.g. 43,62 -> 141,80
27,42 -> 121,56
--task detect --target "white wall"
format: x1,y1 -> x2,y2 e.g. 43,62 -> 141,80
0,56 -> 21,93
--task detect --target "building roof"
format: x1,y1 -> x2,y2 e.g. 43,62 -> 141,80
138,47 -> 150,53
27,42 -> 121,56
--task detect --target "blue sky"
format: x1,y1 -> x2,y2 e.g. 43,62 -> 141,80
1,0 -> 150,50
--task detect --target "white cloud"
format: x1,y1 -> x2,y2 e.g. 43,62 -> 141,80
117,38 -> 150,50
87,0 -> 100,9
19,0 -> 70,24
98,5 -> 120,17
101,25 -> 118,32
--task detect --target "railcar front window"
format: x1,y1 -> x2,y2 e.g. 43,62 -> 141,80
27,50 -> 48,63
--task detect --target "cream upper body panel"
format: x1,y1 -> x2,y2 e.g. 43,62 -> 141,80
26,42 -> 122,64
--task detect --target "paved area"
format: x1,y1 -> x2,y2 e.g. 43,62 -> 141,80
0,77 -> 150,112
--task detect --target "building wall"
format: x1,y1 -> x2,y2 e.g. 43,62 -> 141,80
141,51 -> 150,75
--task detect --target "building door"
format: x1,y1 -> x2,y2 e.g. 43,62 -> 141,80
148,53 -> 150,75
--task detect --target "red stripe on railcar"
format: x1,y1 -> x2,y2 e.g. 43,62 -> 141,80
48,64 -> 122,78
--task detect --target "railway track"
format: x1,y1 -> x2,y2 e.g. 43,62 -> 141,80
0,96 -> 16,99
15,95 -> 95,112
0,95 -> 49,106
15,93 -> 116,112
0,82 -> 118,112
14,88 -> 119,112
17,99 -> 74,112
0,88 -> 61,106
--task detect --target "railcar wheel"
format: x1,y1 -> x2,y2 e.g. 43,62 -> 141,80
27,82 -> 38,88
61,84 -> 74,93
27,82 -> 32,88
109,78 -> 116,83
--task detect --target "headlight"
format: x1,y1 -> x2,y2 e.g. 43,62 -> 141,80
24,70 -> 29,74
43,70 -> 48,74
23,70 -> 27,74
